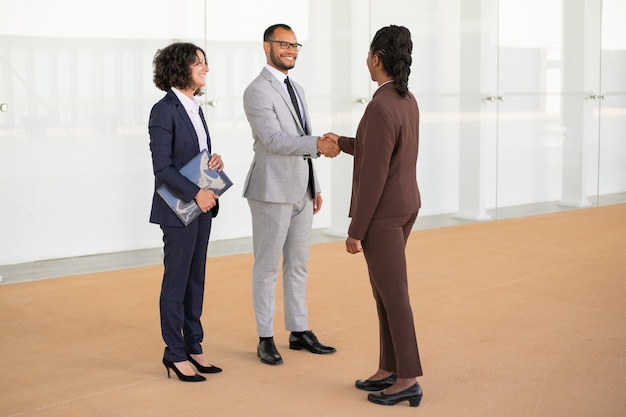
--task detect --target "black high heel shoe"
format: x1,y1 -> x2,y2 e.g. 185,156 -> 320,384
186,354 -> 222,374
367,382 -> 423,407
162,358 -> 206,382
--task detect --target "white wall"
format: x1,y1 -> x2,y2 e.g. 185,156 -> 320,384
1,0 -> 625,265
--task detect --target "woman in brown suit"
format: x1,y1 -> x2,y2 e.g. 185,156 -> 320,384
324,25 -> 423,407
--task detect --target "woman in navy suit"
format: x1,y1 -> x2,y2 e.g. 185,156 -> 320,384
149,42 -> 224,382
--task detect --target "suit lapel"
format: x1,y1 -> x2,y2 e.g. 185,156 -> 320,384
263,69 -> 306,135
169,90 -> 200,153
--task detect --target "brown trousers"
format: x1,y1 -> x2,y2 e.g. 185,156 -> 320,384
362,212 -> 423,378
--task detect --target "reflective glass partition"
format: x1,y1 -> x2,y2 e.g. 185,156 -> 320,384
1,0 -> 625,266
200,0 -> 335,241
598,0 -> 626,205
368,0 -> 472,220
496,0 -> 571,217
368,0 -> 626,225
0,0 -> 336,265
0,0 -> 206,264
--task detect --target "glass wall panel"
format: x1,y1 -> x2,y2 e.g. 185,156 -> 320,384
0,0 -> 336,264
0,0 -> 205,263
495,0 -> 567,218
1,0 -> 624,265
598,0 -> 626,205
418,96 -> 462,216
370,0 -> 467,218
200,0 -> 335,241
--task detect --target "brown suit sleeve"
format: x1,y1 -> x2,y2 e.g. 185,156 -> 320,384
338,136 -> 355,155
348,102 -> 396,240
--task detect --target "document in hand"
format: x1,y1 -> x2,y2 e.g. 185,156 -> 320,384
157,150 -> 233,226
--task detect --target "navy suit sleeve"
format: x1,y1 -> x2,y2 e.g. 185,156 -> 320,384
149,98 -> 200,203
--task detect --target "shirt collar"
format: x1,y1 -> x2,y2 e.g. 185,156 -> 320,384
171,87 -> 201,114
265,64 -> 288,84
373,80 -> 396,98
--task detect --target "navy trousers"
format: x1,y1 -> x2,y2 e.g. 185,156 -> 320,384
160,212 -> 212,362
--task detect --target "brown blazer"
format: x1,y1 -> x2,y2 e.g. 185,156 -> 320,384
338,82 -> 421,240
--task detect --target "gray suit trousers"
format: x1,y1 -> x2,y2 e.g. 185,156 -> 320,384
248,193 -> 313,337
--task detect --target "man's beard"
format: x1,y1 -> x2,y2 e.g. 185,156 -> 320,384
270,48 -> 295,71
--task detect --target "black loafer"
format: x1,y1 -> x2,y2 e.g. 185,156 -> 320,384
367,382 -> 423,407
257,338 -> 283,365
289,330 -> 336,354
355,373 -> 397,391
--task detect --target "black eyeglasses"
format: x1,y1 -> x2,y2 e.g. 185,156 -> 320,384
267,40 -> 302,51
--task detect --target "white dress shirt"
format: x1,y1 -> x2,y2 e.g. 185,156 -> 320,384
172,87 -> 208,152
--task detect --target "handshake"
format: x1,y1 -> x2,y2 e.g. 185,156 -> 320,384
317,132 -> 341,158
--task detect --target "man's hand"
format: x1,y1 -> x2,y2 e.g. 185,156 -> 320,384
317,136 -> 340,157
322,132 -> 339,142
313,192 -> 323,214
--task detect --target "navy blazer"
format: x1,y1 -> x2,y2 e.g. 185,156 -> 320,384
148,90 -> 217,227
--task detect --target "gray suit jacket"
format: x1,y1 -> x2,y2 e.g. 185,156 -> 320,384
242,68 -> 320,203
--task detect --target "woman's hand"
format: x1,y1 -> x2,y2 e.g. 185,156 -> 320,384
346,236 -> 363,254
208,153 -> 224,171
194,189 -> 218,212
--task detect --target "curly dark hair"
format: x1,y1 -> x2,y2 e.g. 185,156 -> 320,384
152,42 -> 206,96
370,25 -> 413,97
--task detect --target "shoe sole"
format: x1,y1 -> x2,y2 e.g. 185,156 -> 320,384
258,355 -> 283,365
367,395 -> 422,407
289,343 -> 336,354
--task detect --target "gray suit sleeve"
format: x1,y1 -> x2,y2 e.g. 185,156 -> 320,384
243,80 -> 319,157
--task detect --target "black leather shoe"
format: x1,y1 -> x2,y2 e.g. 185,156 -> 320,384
289,330 -> 336,354
186,354 -> 222,374
257,338 -> 283,365
367,382 -> 423,407
355,374 -> 397,391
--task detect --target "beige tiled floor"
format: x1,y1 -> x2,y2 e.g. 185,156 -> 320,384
1,204 -> 625,417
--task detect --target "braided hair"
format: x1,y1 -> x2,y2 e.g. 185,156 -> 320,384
369,25 -> 413,97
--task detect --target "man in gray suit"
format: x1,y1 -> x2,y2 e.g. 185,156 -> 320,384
243,23 -> 339,365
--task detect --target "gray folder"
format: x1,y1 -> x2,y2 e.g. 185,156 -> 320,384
157,150 -> 233,225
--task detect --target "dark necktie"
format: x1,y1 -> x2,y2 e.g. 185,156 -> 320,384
285,76 -> 315,199
285,76 -> 303,126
